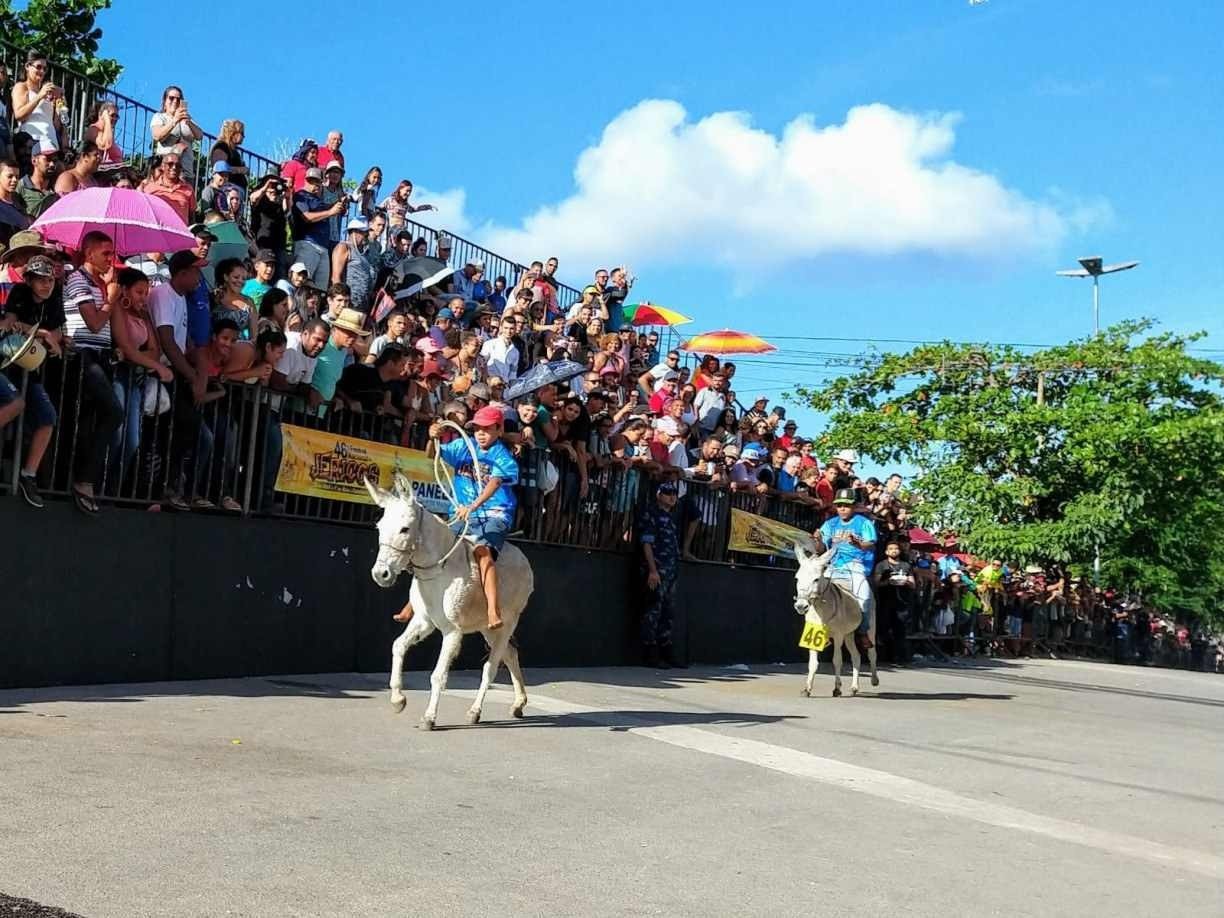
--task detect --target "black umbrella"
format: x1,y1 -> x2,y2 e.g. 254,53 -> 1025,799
504,359 -> 589,401
389,255 -> 455,300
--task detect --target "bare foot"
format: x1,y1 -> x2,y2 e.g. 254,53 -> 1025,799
487,615 -> 504,631
392,605 -> 414,623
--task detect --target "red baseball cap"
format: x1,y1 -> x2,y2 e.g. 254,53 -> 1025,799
420,359 -> 444,379
468,406 -> 504,429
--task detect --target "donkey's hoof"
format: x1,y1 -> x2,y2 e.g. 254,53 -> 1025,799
511,705 -> 526,719
419,717 -> 435,731
466,709 -> 481,725
800,688 -> 810,698
832,687 -> 842,697
390,696 -> 406,714
851,686 -> 860,696
871,674 -> 880,687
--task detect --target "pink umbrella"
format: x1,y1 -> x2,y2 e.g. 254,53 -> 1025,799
30,188 -> 196,256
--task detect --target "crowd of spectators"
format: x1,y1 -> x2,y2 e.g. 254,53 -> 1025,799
1,51 -> 1219,672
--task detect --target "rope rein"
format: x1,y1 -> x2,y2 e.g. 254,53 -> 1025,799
411,419 -> 486,571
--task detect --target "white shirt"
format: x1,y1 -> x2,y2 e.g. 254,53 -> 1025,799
480,336 -> 520,382
278,331 -> 318,386
694,387 -> 726,431
271,331 -> 318,413
150,282 -> 188,354
665,439 -> 689,497
644,361 -> 673,385
369,333 -> 407,360
125,255 -> 170,288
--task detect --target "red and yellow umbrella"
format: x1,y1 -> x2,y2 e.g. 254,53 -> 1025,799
680,329 -> 777,355
622,302 -> 692,327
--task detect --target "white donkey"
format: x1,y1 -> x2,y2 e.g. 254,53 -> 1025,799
793,541 -> 879,697
366,475 -> 534,729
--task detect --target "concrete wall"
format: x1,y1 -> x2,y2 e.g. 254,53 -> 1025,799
1,502 -> 802,689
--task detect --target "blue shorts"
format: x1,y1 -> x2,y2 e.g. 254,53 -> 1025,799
451,513 -> 510,558
0,372 -> 56,429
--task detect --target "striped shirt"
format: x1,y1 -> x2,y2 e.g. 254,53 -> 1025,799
63,268 -> 112,349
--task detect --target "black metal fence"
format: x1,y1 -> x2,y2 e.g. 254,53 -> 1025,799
1,39 -> 280,191
1,352 -> 781,562
1,39 -> 686,360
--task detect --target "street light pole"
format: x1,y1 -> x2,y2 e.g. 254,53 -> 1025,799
1092,274 -> 1100,336
1054,254 -> 1139,585
1056,255 -> 1139,335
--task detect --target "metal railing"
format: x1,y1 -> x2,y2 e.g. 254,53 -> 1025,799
2,352 -> 792,561
2,38 -> 688,367
1,40 -> 280,191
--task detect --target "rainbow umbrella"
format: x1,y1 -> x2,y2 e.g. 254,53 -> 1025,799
680,329 -> 777,355
622,301 -> 691,327
30,187 -> 196,256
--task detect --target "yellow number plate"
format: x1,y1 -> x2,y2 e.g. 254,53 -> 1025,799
798,621 -> 830,652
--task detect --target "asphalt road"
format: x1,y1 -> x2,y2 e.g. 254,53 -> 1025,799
2,658 -> 1220,917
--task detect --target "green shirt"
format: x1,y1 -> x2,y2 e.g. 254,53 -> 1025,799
241,278 -> 271,309
311,339 -> 347,407
17,176 -> 58,219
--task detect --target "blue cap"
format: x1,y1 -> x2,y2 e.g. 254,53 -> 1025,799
212,161 -> 230,174
437,308 -> 454,319
741,446 -> 763,462
657,481 -> 679,494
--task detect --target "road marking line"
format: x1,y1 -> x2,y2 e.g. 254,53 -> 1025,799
486,689 -> 1224,880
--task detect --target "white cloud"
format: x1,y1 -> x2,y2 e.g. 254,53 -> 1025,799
423,100 -> 1092,275
401,185 -> 474,238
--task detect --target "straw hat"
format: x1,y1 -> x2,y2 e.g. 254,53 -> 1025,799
331,308 -> 371,337
0,325 -> 48,372
0,231 -> 57,266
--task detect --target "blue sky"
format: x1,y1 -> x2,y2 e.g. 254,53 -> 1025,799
93,0 -> 1221,475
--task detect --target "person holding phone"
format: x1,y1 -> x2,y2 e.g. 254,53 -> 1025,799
11,54 -> 68,152
151,85 -> 204,182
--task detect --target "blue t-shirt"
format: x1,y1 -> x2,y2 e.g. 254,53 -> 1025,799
186,277 -> 213,348
439,438 -> 518,522
819,514 -> 877,570
938,554 -> 963,581
292,191 -> 332,247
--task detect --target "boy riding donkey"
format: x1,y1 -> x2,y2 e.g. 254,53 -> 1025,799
392,405 -> 518,630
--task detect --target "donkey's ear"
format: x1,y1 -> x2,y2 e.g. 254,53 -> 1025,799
393,473 -> 414,501
793,539 -> 812,564
365,476 -> 389,507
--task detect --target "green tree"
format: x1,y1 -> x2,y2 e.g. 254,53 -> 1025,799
0,0 -> 121,86
796,320 -> 1224,626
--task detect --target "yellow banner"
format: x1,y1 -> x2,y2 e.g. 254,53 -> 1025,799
275,424 -> 450,512
728,507 -> 812,559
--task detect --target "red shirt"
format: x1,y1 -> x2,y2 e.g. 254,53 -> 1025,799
281,159 -> 308,192
145,180 -> 196,224
777,434 -> 796,450
816,479 -> 835,505
318,148 -> 345,173
649,439 -> 669,464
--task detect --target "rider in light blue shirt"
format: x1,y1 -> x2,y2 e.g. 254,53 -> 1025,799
814,488 -> 878,650
429,407 -> 519,631
437,433 -> 519,526
819,510 -> 877,570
